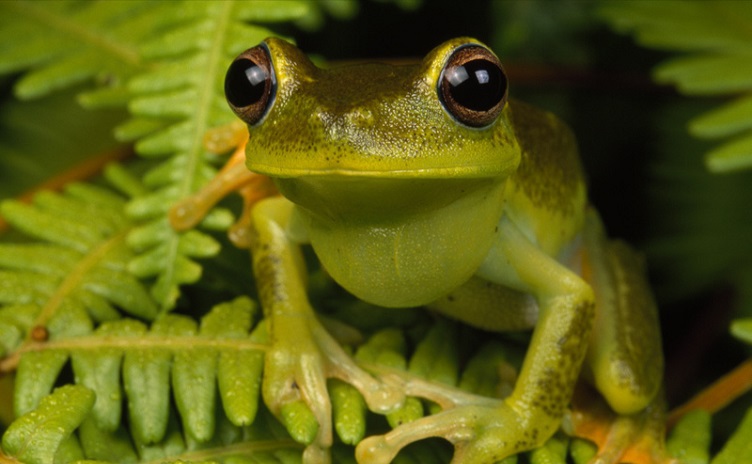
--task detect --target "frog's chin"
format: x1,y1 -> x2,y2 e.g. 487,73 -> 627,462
279,177 -> 508,308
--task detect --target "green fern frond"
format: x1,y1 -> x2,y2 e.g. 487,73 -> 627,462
712,407 -> 752,464
1,384 -> 303,464
667,410 -> 712,464
1,297 -> 304,464
1,384 -> 94,464
599,0 -> 752,172
10,297 -> 266,446
0,0 -> 313,310
0,0 -> 154,101
0,182 -> 157,363
730,318 -> 752,345
117,0 -> 310,310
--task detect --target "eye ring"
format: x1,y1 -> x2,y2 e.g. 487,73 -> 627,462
225,43 -> 276,126
438,45 -> 508,128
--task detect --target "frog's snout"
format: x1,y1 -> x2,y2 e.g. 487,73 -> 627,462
314,106 -> 376,142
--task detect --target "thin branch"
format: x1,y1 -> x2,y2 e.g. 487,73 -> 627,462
668,357 -> 752,428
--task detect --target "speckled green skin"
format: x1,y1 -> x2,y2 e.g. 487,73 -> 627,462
239,37 -> 663,464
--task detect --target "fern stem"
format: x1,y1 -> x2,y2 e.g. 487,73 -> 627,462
29,230 -> 127,338
0,335 -> 269,375
140,439 -> 303,464
144,2 -> 237,310
668,357 -> 752,428
0,146 -> 133,232
179,0 -> 234,198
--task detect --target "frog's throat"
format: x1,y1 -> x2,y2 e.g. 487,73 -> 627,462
277,176 -> 507,307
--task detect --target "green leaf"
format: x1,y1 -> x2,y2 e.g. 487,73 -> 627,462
730,318 -> 752,344
78,418 -> 139,463
133,410 -> 187,460
0,0 -> 151,99
667,410 -> 711,464
209,298 -> 265,427
123,315 -> 194,444
408,319 -> 459,386
599,1 -> 752,52
330,379 -> 367,445
116,1 -> 308,310
459,341 -> 518,398
655,54 -> 752,95
569,438 -> 596,464
600,0 -> 752,172
530,432 -> 568,464
704,133 -> 752,172
0,0 -> 312,311
279,401 -> 319,446
71,319 -> 148,432
2,385 -> 95,464
0,182 -> 158,357
13,350 -> 69,417
54,434 -> 85,463
712,407 -> 752,463
173,318 -> 217,442
690,94 -> 752,138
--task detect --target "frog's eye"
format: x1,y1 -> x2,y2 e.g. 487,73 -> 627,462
439,45 -> 507,128
225,44 -> 276,126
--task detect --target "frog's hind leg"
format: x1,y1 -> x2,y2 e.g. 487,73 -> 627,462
358,216 -> 597,463
575,209 -> 671,463
581,209 -> 663,415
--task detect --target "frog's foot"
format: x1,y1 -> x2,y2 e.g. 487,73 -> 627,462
263,311 -> 406,462
356,398 -> 556,464
569,384 -> 676,464
168,129 -> 277,247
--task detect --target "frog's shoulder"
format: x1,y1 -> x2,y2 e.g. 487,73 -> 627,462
503,99 -> 587,254
506,99 -> 585,212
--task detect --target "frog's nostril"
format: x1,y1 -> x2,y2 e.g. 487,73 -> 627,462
346,108 -> 374,127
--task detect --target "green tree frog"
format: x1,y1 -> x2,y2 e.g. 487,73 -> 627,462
191,37 -> 665,463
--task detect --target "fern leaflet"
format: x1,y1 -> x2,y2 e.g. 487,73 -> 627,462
0,182 -> 157,371
0,0 -> 154,101
117,0 -> 310,310
1,384 -> 95,464
0,0 -> 313,311
600,0 -> 752,172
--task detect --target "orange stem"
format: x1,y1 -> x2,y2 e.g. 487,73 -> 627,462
0,145 -> 133,232
668,357 -> 752,428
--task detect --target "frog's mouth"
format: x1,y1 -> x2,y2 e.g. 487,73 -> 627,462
248,163 -> 511,180
272,174 -> 504,222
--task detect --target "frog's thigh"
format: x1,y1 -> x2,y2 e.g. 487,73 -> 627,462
582,211 -> 663,414
430,276 -> 538,332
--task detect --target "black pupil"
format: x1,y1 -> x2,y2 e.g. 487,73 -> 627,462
225,58 -> 268,107
444,59 -> 504,112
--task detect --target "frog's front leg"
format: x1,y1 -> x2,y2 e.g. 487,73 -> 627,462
357,217 -> 595,463
249,197 -> 405,462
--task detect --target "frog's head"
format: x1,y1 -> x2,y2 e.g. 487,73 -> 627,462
225,36 -> 520,181
224,37 -> 522,306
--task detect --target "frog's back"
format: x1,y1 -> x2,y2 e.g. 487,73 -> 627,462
503,100 -> 587,257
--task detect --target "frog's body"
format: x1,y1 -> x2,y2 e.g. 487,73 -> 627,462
215,37 -> 665,463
